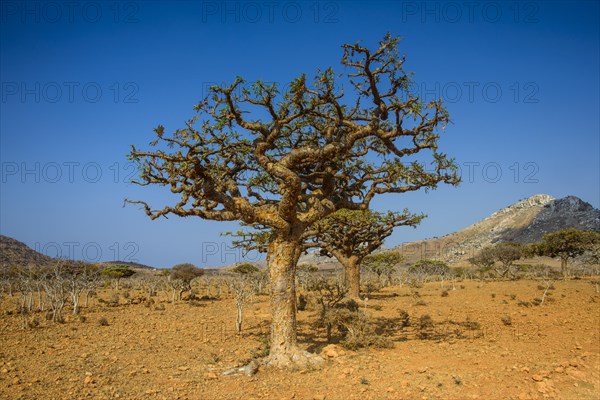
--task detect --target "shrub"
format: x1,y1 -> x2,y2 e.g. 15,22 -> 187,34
398,309 -> 411,328
501,316 -> 512,326
341,313 -> 393,350
417,314 -> 434,339
98,317 -> 109,326
441,290 -> 449,297
109,293 -> 119,307
28,316 -> 41,329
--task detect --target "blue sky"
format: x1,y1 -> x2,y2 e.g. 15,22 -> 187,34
1,1 -> 598,268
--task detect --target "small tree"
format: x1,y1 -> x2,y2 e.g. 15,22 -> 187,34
101,265 -> 135,290
231,263 -> 260,275
296,263 -> 319,291
409,259 -> 450,285
363,251 -> 404,288
469,247 -> 496,278
65,262 -> 100,314
535,229 -> 600,277
307,209 -> 423,298
170,263 -> 204,299
228,270 -> 257,334
492,243 -> 525,278
40,261 -> 68,322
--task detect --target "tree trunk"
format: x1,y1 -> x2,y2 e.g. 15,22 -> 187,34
342,257 -> 361,299
265,229 -> 322,369
561,257 -> 568,278
236,303 -> 243,334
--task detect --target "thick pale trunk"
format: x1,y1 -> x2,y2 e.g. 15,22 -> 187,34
265,229 -> 323,369
267,233 -> 301,357
342,256 -> 361,299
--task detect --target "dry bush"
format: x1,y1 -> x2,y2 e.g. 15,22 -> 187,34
341,313 -> 394,350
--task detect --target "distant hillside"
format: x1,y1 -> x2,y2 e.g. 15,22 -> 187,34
0,235 -> 53,267
395,194 -> 599,264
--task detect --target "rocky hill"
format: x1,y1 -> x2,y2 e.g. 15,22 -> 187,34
0,235 -> 53,267
396,194 -> 599,264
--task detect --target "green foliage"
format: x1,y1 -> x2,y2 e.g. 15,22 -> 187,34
363,251 -> 404,277
535,229 -> 600,259
468,247 -> 496,269
310,209 -> 424,260
101,265 -> 135,280
170,263 -> 204,283
535,229 -> 600,276
231,263 -> 260,275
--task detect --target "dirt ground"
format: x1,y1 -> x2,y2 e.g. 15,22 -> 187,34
1,278 -> 599,400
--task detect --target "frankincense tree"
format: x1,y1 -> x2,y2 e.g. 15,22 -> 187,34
127,34 -> 459,368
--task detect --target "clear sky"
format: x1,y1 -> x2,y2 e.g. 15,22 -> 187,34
1,0 -> 599,268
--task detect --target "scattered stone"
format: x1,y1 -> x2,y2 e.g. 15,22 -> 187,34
313,395 -> 326,400
554,367 -> 565,374
84,376 -> 93,385
569,359 -> 579,367
521,367 -> 530,373
418,367 -> 428,373
532,375 -> 544,382
1,368 -> 8,374
12,377 -> 21,385
205,372 -> 218,380
321,344 -> 344,358
400,381 -> 410,387
178,366 -> 190,371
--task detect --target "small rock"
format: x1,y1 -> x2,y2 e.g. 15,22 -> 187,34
83,376 -> 93,385
321,344 -> 344,358
12,377 -> 21,385
386,386 -> 395,393
1,368 -> 8,374
418,367 -> 428,373
521,367 -> 530,373
568,359 -> 578,367
178,366 -> 190,371
205,372 -> 218,380
554,367 -> 565,373
532,374 -> 544,382
313,395 -> 326,400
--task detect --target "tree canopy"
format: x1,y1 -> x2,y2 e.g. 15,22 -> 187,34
535,229 -> 600,276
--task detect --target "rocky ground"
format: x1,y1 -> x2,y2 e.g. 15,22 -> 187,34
1,278 -> 599,400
